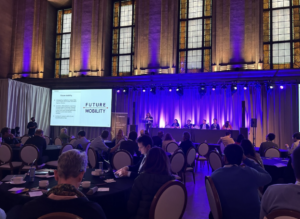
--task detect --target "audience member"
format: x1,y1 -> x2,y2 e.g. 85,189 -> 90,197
120,131 -> 141,157
15,126 -> 20,138
259,133 -> 279,157
0,208 -> 5,219
127,147 -> 174,219
217,132 -> 235,147
113,129 -> 127,147
241,139 -> 263,167
162,133 -> 176,152
179,132 -> 194,155
211,119 -> 220,130
144,130 -> 150,136
59,128 -> 70,145
260,146 -> 300,219
90,131 -> 118,157
211,144 -> 271,219
222,121 -> 233,130
116,135 -> 153,179
1,127 -> 21,147
152,131 -> 164,148
27,117 -> 38,136
20,150 -> 106,219
184,119 -> 195,129
200,119 -> 210,130
72,130 -> 89,149
171,119 -> 180,129
235,134 -> 245,145
140,129 -> 145,137
24,129 -> 48,165
285,132 -> 300,155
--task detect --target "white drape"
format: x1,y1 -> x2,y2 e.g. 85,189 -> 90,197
0,79 -> 51,136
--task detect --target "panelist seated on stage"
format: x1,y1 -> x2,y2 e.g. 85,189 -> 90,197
116,135 -> 153,179
222,121 -> 233,130
217,132 -> 235,147
184,120 -> 195,129
258,133 -> 279,157
200,119 -> 210,130
211,118 -> 220,130
1,127 -> 21,147
162,133 -> 176,152
171,119 -> 180,129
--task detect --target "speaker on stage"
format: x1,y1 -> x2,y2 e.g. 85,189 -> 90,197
251,119 -> 257,128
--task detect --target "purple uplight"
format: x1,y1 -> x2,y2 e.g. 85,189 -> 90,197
169,88 -> 172,92
244,87 -> 247,90
280,85 -> 284,89
117,90 -> 120,93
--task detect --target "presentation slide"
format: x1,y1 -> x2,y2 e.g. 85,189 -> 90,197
50,89 -> 112,127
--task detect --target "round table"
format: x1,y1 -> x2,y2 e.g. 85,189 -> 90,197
0,169 -> 134,219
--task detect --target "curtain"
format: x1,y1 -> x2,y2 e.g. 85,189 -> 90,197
0,79 -> 51,136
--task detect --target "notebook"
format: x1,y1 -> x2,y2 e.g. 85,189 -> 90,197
2,174 -> 26,182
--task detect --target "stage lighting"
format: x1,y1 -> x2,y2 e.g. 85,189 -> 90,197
150,87 -> 156,94
169,87 -> 172,92
176,87 -> 184,96
231,84 -> 237,91
212,85 -> 216,91
244,84 -> 248,90
117,89 -> 120,93
199,85 -> 206,95
123,88 -> 128,94
280,85 -> 284,89
267,83 -> 274,90
221,85 -> 227,89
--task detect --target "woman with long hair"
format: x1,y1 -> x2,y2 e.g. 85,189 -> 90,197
171,119 -> 180,129
127,147 -> 174,219
179,132 -> 195,155
222,121 -> 233,130
241,139 -> 264,168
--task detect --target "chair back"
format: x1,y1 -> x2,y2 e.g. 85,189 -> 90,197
21,135 -> 30,145
166,142 -> 179,153
170,151 -> 185,174
69,138 -> 76,145
54,138 -> 62,146
85,143 -> 91,154
198,143 -> 210,156
88,147 -> 98,169
220,142 -> 225,154
112,150 -> 133,170
20,144 -> 39,165
186,147 -> 196,166
149,180 -> 187,219
38,212 -> 82,219
208,151 -> 223,171
265,147 -> 280,158
264,209 -> 300,219
0,143 -> 12,164
44,136 -> 50,145
60,144 -> 74,154
205,176 -> 222,219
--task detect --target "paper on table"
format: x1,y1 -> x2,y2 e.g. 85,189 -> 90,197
35,175 -> 54,178
104,179 -> 116,183
29,191 -> 43,197
274,163 -> 287,168
98,188 -> 110,192
8,187 -> 25,192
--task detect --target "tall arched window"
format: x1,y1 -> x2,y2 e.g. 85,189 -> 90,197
112,0 -> 136,76
178,0 -> 212,73
263,0 -> 300,69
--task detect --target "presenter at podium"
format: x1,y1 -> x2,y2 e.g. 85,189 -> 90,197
144,113 -> 153,131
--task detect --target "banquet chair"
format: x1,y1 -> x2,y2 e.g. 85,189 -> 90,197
85,142 -> 91,154
220,142 -> 225,154
19,144 -> 43,173
208,151 -> 223,171
264,209 -> 300,219
264,147 -> 280,158
88,147 -> 98,169
183,147 -> 197,184
54,137 -> 62,146
170,151 -> 185,182
38,212 -> 82,219
0,143 -> 22,178
166,142 -> 179,153
149,180 -> 187,219
205,176 -> 222,219
111,150 -> 133,170
20,135 -> 30,145
69,138 -> 76,145
46,144 -> 74,168
196,143 -> 210,170
44,136 -> 50,145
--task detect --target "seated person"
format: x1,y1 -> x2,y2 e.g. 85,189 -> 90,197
152,131 -> 164,148
116,135 -> 153,179
222,121 -> 233,130
235,134 -> 245,145
162,133 -> 176,152
0,208 -> 5,219
200,119 -> 210,130
15,126 -> 21,138
211,118 -> 220,130
258,133 -> 279,157
127,147 -> 174,219
184,120 -> 195,129
179,132 -> 195,155
211,144 -> 271,219
112,129 -> 127,148
20,150 -> 106,219
90,131 -> 118,158
59,128 -> 70,145
25,129 -> 48,164
217,132 -> 235,147
285,132 -> 300,155
260,146 -> 300,219
241,139 -> 263,167
1,127 -> 21,147
72,130 -> 89,149
171,119 -> 180,129
120,131 -> 141,157
139,129 -> 145,137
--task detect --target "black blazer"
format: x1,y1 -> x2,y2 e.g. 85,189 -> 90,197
200,124 -> 210,130
179,140 -> 195,155
25,136 -> 47,164
128,156 -> 145,179
119,140 -> 141,157
211,124 -> 220,130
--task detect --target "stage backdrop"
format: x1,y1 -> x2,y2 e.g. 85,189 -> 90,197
114,84 -> 299,149
0,79 -> 51,136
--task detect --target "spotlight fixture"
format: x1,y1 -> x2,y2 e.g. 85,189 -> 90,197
117,89 -> 120,93
231,84 -> 238,91
243,84 -> 248,90
199,85 -> 206,95
267,83 -> 274,90
123,88 -> 128,94
150,87 -> 156,94
176,87 -> 184,96
279,85 -> 284,89
212,85 -> 216,91
142,87 -> 146,92
169,87 -> 172,92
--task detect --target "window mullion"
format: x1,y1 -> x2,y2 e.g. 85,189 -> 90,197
290,0 -> 293,68
270,1 -> 273,69
186,0 -> 189,73
117,1 -> 121,76
201,1 -> 205,72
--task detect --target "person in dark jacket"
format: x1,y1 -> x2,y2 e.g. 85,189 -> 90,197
27,117 -> 38,136
120,131 -> 141,157
152,131 -> 164,148
127,147 -> 174,219
1,127 -> 21,147
179,132 -> 195,155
